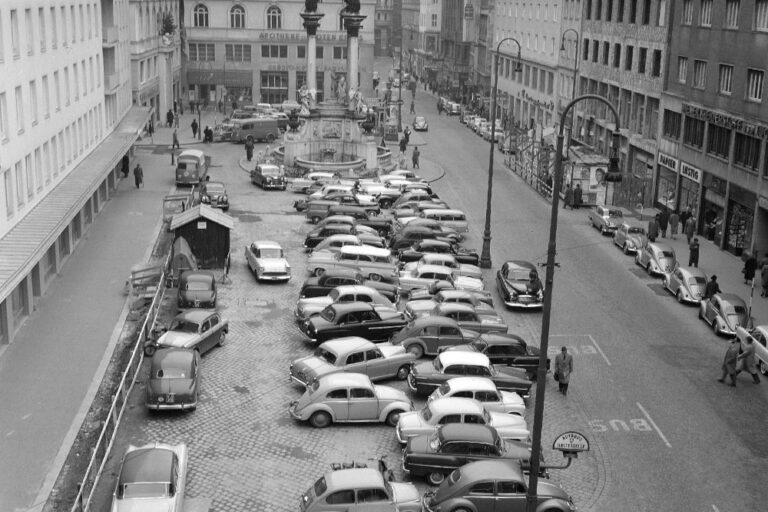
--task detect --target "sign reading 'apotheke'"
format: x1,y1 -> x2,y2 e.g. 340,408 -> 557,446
258,31 -> 347,42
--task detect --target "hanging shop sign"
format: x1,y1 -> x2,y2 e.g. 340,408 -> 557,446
680,161 -> 701,183
657,151 -> 678,172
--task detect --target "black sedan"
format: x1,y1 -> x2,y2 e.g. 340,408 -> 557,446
397,239 -> 480,266
299,301 -> 408,344
441,332 -> 549,379
299,269 -> 399,302
496,260 -> 544,309
200,181 -> 229,211
178,270 -> 217,309
389,316 -> 479,358
145,348 -> 201,411
303,224 -> 356,250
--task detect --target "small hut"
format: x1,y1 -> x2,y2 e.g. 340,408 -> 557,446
169,205 -> 234,268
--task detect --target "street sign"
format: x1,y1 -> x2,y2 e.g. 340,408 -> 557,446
552,431 -> 590,458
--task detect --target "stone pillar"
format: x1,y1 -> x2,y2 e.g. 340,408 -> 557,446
343,14 -> 366,112
301,12 -> 324,106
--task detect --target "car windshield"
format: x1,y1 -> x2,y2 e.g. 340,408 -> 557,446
313,477 -> 327,499
628,227 -> 645,234
689,276 -> 707,286
206,183 -> 225,193
608,210 -> 623,217
257,248 -> 283,259
169,319 -> 199,333
314,347 -> 337,364
421,405 -> 433,421
121,482 -> 170,499
155,368 -> 186,379
261,167 -> 280,176
660,251 -> 675,258
508,270 -> 532,281
724,304 -> 746,315
320,307 -> 337,322
185,278 -> 212,291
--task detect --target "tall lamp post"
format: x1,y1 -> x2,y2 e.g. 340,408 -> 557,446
479,38 -> 522,268
559,29 -> 580,154
525,94 -> 622,512
397,40 -> 404,133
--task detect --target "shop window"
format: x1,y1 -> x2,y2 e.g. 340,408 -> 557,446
662,110 -> 681,140
11,280 -> 27,323
297,45 -> 305,59
193,4 -> 208,27
706,124 -> 731,159
267,6 -> 281,29
734,132 -> 761,172
683,116 -> 704,149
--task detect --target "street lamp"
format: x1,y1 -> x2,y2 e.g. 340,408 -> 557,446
560,29 -> 580,156
479,37 -> 522,269
397,39 -> 404,133
525,94 -> 622,512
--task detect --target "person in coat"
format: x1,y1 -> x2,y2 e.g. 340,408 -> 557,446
573,184 -> 583,209
245,139 -> 254,161
735,335 -> 761,384
412,147 -> 420,169
718,337 -> 741,386
172,129 -> 180,149
133,163 -> 144,188
669,210 -> 680,240
166,109 -> 174,128
684,215 -> 696,245
760,256 -> 768,297
564,183 -> 574,209
689,237 -> 700,267
659,207 -> 670,238
648,215 -> 660,243
191,118 -> 199,139
743,252 -> 758,284
704,275 -> 721,300
555,346 -> 574,396
399,136 -> 407,155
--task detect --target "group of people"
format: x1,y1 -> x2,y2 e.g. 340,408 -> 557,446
563,183 -> 584,209
646,206 -> 696,244
190,119 -> 214,143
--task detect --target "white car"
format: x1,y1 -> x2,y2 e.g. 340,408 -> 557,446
111,443 -> 187,512
738,326 -> 768,375
398,264 -> 484,294
427,377 -> 525,416
244,240 -> 291,281
295,284 -> 396,321
311,234 -> 364,254
395,396 -> 529,444
401,254 -> 482,281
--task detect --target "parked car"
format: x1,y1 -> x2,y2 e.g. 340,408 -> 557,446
401,254 -> 482,281
398,239 -> 480,266
422,459 -> 577,512
299,199 -> 337,220
327,204 -> 395,237
738,326 -> 768,375
146,310 -> 229,357
635,242 -> 677,276
289,171 -> 339,194
310,234 -> 363,254
145,348 -> 201,411
407,280 -> 493,304
496,261 -> 544,309
250,163 -> 287,190
408,352 -> 532,397
588,205 -> 624,235
110,443 -> 187,512
413,116 -> 429,131
389,316 -> 479,358
323,192 -> 381,215
244,240 -> 291,281
402,424 -> 533,485
399,264 -> 484,295
304,224 -> 357,250
404,289 -> 494,321
426,303 -> 508,334
177,270 -> 217,309
699,293 -> 753,336
289,337 -> 416,385
288,372 -> 414,427
427,377 -> 525,416
299,270 -> 398,302
299,302 -> 408,344
307,245 -> 399,283
613,220 -> 648,254
420,208 -> 469,234
395,397 -> 529,444
295,285 -> 396,322
199,180 -> 229,211
393,218 -> 461,242
663,266 -> 707,304
441,332 -> 549,380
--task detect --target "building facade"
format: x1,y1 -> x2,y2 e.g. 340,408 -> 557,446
440,0 -> 474,99
374,0 -> 394,56
660,0 -> 768,255
183,0 -> 376,107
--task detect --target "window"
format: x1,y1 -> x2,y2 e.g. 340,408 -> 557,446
734,133 -> 761,171
14,161 -> 23,206
316,46 -> 324,59
725,0 -> 740,28
618,0 -> 625,21
189,43 -> 215,61
87,4 -> 92,39
230,5 -> 245,28
70,6 -> 75,43
582,38 -> 589,60
0,93 -> 7,140
4,168 -> 12,217
333,46 -> 348,60
693,60 -> 707,89
651,50 -> 662,77
625,45 -> 633,71
267,6 -> 281,29
297,45 -> 305,59
638,47 -> 647,74
602,41 -> 609,65
642,0 -> 651,23
630,0 -> 638,22
39,8 -> 46,51
54,70 -> 60,110
706,124 -> 731,159
261,45 -> 287,58
326,491 -> 355,504
260,71 -> 289,103
718,65 -> 733,94
25,154 -> 33,198
73,63 -> 79,99
79,5 -> 84,40
29,80 -> 38,125
193,4 -> 209,27
585,0 -> 592,19
592,40 -> 598,62
596,0 -> 602,20
34,148 -> 42,190
613,43 -> 621,67
747,69 -> 764,101
25,9 -> 33,55
699,0 -> 712,26
658,0 -> 667,25
606,0 -> 613,20
225,44 -> 251,62
678,57 -> 688,83
683,116 -> 705,148
15,86 -> 23,133
11,10 -> 20,57
50,7 -> 57,48
682,0 -> 693,24
432,13 -> 438,27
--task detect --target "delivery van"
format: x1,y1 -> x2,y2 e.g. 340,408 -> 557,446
175,149 -> 210,186
231,117 -> 280,143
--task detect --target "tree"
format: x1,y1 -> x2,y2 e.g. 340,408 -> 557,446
161,12 -> 177,36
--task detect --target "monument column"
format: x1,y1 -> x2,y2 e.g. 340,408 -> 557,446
343,13 -> 366,112
301,9 -> 324,106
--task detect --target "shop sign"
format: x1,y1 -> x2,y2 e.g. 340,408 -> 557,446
683,103 -> 768,140
680,162 -> 701,184
657,152 -> 678,172
259,31 -> 347,42
464,4 -> 474,18
266,63 -> 345,72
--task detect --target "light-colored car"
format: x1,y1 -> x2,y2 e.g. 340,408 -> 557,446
288,372 -> 414,427
398,264 -> 484,294
738,326 -> 768,375
289,171 -> 340,194
589,205 -> 624,235
147,310 -> 228,357
244,240 -> 291,281
395,397 -> 530,444
295,284 -> 397,322
426,303 -> 508,334
635,242 -> 677,276
613,220 -> 648,254
401,254 -> 482,281
311,234 -> 364,254
309,184 -> 354,201
663,266 -> 707,304
307,245 -> 398,283
427,377 -> 525,416
413,116 -> 429,131
699,293 -> 753,336
421,208 -> 469,234
404,289 -> 494,321
289,337 -> 416,385
110,443 -> 187,512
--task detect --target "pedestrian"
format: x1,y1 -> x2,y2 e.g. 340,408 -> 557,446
399,136 -> 407,155
172,129 -> 180,149
704,275 -> 721,300
245,139 -> 254,161
173,111 -> 179,128
718,336 -> 741,387
648,215 -> 660,243
735,334 -> 761,384
412,147 -> 420,169
554,346 -> 574,396
689,237 -> 700,267
573,183 -> 583,209
218,99 -> 224,113
204,126 -> 213,143
166,109 -> 174,128
680,205 -> 692,227
133,163 -> 144,188
437,100 -> 442,115
232,100 -> 238,111
173,100 -> 178,113
191,118 -> 199,139
403,126 -> 411,145
659,207 -> 670,238
743,251 -> 758,284
669,210 -> 680,240
564,183 -> 574,209
685,215 -> 696,245
761,256 -> 768,297
409,100 -> 415,114
147,120 -> 154,142
380,135 -> 386,147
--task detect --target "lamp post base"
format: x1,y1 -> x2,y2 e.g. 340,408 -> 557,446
479,234 -> 492,269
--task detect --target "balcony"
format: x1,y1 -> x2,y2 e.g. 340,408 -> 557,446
102,25 -> 118,48
104,73 -> 120,93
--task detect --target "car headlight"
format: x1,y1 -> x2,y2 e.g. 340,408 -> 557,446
201,195 -> 210,203
221,195 -> 228,202
627,240 -> 635,248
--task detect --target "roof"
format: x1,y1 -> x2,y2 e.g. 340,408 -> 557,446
438,351 -> 490,367
438,423 -> 499,444
410,316 -> 460,329
422,253 -> 457,263
648,242 -> 674,252
320,336 -> 375,354
119,445 -> 176,484
340,245 -> 392,258
170,204 -> 235,231
720,293 -> 746,305
479,332 -> 526,345
177,149 -> 206,160
328,301 -> 376,314
502,260 -> 536,271
444,376 -> 498,393
455,459 -> 525,482
324,467 -> 385,490
423,208 -> 465,216
678,266 -> 707,278
412,264 -> 454,275
437,290 -> 474,300
252,240 -> 282,249
436,302 -> 475,314
320,268 -> 363,279
151,348 -> 196,370
332,285 -> 377,295
316,371 -> 373,387
428,396 -> 484,415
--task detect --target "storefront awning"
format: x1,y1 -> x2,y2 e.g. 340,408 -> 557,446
187,69 -> 253,87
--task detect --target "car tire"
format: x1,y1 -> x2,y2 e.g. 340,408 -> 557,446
676,290 -> 684,303
427,472 -> 446,486
396,365 -> 410,380
452,508 -> 471,512
406,344 -> 424,359
314,267 -> 325,277
218,331 -> 226,347
143,344 -> 157,357
309,411 -> 332,428
369,273 -> 382,282
386,410 -> 403,427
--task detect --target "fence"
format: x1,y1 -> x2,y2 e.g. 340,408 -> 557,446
68,248 -> 173,512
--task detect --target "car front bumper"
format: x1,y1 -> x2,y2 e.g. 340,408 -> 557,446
502,297 -> 544,309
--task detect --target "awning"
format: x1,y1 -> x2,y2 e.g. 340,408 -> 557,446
186,69 -> 253,87
0,106 -> 151,302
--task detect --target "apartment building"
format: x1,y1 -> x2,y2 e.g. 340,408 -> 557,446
0,0 -> 147,345
400,0 -> 440,77
374,0 -> 394,56
439,0 -> 474,98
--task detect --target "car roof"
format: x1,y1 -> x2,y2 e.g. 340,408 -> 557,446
175,309 -> 216,323
438,351 -> 490,367
424,208 -> 464,215
332,285 -> 378,295
438,423 -> 499,443
321,234 -> 361,243
205,181 -> 226,187
324,467 -> 385,489
719,293 -> 746,305
622,219 -> 645,228
677,266 -> 707,278
422,253 -> 456,262
180,270 -> 214,280
415,239 -> 451,249
252,240 -> 282,249
329,301 -> 376,313
502,260 -> 536,271
437,290 -> 474,300
316,371 -> 373,387
413,264 -> 454,275
409,316 -> 461,329
317,223 -> 354,232
151,348 -> 195,370
444,376 -> 498,393
320,268 -> 364,279
455,459 -> 526,482
119,445 -> 177,484
648,242 -> 674,252
436,302 -> 475,314
320,336 -> 375,353
340,245 -> 392,257
428,396 -> 485,414
178,149 -> 205,159
479,332 -> 525,344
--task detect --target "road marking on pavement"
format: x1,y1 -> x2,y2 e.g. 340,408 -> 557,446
21,413 -> 31,420
550,334 -> 611,366
711,505 -> 720,512
6,430 -> 14,437
636,402 -> 672,448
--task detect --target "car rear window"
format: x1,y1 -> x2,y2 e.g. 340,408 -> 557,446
660,250 -> 675,258
608,210 -> 623,217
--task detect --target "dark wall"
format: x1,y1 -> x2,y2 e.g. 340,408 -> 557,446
174,223 -> 230,268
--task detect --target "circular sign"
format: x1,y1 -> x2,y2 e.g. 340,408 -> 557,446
552,431 -> 590,455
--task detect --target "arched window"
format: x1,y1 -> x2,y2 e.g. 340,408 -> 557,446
267,6 -> 282,29
230,5 -> 245,28
193,4 -> 208,27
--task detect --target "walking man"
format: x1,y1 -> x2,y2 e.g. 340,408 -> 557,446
564,183 -> 574,209
409,100 -> 415,114
191,118 -> 199,139
133,163 -> 144,188
245,139 -> 254,161
659,207 -> 670,238
736,334 -> 761,384
412,147 -> 420,169
743,252 -> 758,285
689,237 -> 700,267
173,111 -> 180,128
718,336 -> 741,386
399,136 -> 407,156
172,129 -> 180,149
669,210 -> 680,240
685,215 -> 696,245
704,275 -> 721,300
573,183 -> 583,209
648,215 -> 660,243
555,346 -> 574,396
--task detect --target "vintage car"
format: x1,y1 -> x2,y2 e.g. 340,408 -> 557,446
250,163 -> 287,190
310,234 -> 363,254
199,180 -> 229,211
244,240 -> 291,281
427,377 -> 525,416
322,192 -> 381,214
393,218 -> 461,242
397,239 -> 480,266
588,205 -> 624,235
299,465 -> 422,512
304,224 -> 357,250
440,332 -> 549,380
398,264 -> 484,295
407,280 -> 494,305
390,169 -> 422,181
422,459 -> 577,512
299,302 -> 408,344
389,316 -> 479,358
408,351 -> 532,398
401,254 -> 482,281
496,261 -> 544,309
308,183 -> 355,201
395,397 -> 529,445
145,348 -> 201,411
613,220 -> 648,254
299,270 -> 399,302
404,290 -> 494,321
177,270 -> 217,309
663,266 -> 707,304
738,326 -> 768,375
147,310 -> 229,357
289,171 -> 339,194
327,204 -> 395,237
288,372 -> 413,427
289,337 -> 416,385
699,293 -> 753,336
111,443 -> 187,512
403,424 -> 533,485
635,242 -> 678,276
425,303 -> 508,334
314,214 -> 357,230
307,245 -> 399,283
392,190 -> 441,210
295,285 -> 397,322
412,116 -> 429,131
420,208 -> 470,235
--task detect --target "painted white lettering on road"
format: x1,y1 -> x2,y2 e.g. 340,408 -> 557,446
636,402 -> 672,448
549,334 -> 612,365
588,419 -> 652,432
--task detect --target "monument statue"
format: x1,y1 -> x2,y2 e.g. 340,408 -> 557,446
305,0 -> 318,13
335,74 -> 347,104
343,0 -> 361,13
298,82 -> 312,114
